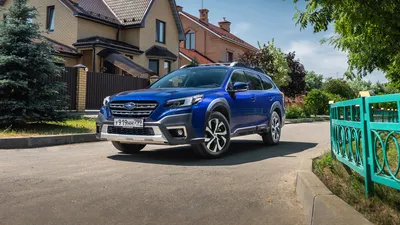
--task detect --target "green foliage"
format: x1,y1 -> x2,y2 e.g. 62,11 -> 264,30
347,78 -> 373,96
293,0 -> 400,89
285,104 -> 307,119
305,89 -> 330,116
324,92 -> 344,104
238,39 -> 290,87
305,71 -> 323,91
280,52 -> 306,97
0,0 -> 67,125
322,78 -> 356,100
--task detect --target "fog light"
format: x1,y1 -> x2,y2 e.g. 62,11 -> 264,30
168,128 -> 186,138
177,129 -> 184,136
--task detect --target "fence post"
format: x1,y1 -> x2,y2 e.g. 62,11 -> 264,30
73,64 -> 88,112
329,103 -> 335,159
361,97 -> 374,197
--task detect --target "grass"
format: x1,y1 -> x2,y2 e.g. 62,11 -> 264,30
313,153 -> 400,225
0,118 -> 96,137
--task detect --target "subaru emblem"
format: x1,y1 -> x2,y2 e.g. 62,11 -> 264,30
124,102 -> 136,110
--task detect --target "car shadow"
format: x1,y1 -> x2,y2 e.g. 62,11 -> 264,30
107,140 -> 318,166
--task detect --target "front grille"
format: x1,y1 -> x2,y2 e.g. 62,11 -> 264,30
107,126 -> 155,136
110,101 -> 158,118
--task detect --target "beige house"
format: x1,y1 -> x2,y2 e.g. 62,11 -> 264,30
0,0 -> 185,77
177,6 -> 258,67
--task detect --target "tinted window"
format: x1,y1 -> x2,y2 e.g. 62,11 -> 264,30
149,59 -> 159,75
261,75 -> 274,90
245,72 -> 263,90
150,67 -> 228,89
229,70 -> 247,88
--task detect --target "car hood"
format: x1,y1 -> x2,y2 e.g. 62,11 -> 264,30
110,88 -> 217,102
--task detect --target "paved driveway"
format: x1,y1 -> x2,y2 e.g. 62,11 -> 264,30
0,122 -> 330,225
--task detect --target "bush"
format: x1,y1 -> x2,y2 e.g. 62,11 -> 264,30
324,92 -> 344,104
304,90 -> 330,116
286,104 -> 307,119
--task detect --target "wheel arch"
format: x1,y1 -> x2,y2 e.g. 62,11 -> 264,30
206,98 -> 231,123
270,101 -> 283,121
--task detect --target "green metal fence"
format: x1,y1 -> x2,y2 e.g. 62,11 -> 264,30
330,94 -> 400,196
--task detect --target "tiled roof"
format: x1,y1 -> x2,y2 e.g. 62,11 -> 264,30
180,11 -> 258,52
73,36 -> 143,53
179,48 -> 214,64
43,37 -> 81,56
146,45 -> 178,61
103,0 -> 152,25
60,0 -> 120,24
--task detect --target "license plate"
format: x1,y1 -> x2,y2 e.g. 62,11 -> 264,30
114,118 -> 143,128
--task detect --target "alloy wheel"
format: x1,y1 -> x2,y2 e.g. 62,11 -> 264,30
205,118 -> 228,152
271,113 -> 281,142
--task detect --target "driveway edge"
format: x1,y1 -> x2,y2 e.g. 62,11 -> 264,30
296,158 -> 373,225
0,133 -> 100,149
286,117 -> 330,124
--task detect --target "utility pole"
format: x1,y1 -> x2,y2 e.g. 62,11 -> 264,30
201,0 -> 204,9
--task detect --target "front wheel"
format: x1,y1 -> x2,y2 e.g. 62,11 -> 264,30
112,141 -> 146,154
192,112 -> 230,158
261,111 -> 281,145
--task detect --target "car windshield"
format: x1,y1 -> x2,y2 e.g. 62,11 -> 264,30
149,67 -> 229,89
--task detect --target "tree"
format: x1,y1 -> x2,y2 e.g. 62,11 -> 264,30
280,52 -> 306,97
347,78 -> 372,95
0,0 -> 67,126
322,78 -> 356,100
305,71 -> 323,91
293,0 -> 400,89
238,40 -> 290,87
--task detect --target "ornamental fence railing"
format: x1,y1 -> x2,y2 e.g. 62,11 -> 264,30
330,94 -> 400,196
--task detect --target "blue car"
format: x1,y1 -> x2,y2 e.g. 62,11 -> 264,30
96,63 -> 285,158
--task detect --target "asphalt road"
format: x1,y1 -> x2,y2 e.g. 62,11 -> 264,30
0,122 -> 330,225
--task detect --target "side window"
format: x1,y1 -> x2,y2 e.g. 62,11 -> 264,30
229,70 -> 247,88
261,76 -> 274,90
245,72 -> 263,90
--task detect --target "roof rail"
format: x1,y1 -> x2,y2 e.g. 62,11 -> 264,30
180,62 -> 265,74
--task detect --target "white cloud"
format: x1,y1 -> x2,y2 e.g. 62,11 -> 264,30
285,40 -> 387,82
231,22 -> 252,36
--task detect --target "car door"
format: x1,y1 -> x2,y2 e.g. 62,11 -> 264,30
226,70 -> 254,133
259,74 -> 276,124
244,71 -> 266,125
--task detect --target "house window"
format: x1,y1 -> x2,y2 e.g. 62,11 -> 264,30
185,31 -> 195,49
149,59 -> 159,75
164,61 -> 171,74
156,20 -> 166,43
46,6 -> 55,31
227,52 -> 234,62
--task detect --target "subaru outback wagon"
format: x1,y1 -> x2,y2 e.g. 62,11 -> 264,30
96,63 -> 285,158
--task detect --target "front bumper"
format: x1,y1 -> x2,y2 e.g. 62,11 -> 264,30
96,113 -> 205,145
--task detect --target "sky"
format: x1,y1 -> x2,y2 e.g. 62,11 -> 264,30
175,0 -> 387,83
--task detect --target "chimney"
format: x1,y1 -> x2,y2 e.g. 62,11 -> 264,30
218,17 -> 231,32
199,8 -> 209,24
177,5 -> 183,12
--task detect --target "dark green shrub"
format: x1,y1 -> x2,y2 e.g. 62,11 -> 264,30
305,90 -> 330,116
286,104 -> 307,119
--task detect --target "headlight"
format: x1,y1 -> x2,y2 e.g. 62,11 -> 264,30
165,95 -> 203,108
103,96 -> 110,106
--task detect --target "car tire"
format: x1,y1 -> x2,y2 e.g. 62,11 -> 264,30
262,110 -> 281,145
192,112 -> 231,159
112,141 -> 146,154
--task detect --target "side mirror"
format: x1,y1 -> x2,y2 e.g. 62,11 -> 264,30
229,82 -> 249,93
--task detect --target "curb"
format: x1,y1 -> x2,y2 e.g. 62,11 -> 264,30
0,133 -> 100,149
286,117 -> 330,124
296,158 -> 373,225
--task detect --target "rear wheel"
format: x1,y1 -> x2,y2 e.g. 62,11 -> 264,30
261,110 -> 281,145
112,141 -> 146,154
192,112 -> 230,158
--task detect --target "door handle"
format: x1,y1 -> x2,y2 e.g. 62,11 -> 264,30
251,96 -> 256,102
268,96 -> 275,101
